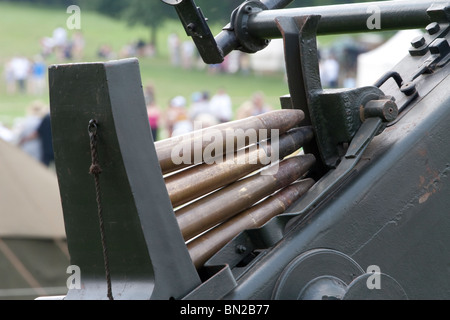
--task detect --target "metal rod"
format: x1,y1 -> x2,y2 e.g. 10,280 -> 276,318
247,0 -> 444,39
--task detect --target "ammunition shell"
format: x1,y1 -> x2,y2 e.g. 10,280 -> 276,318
176,154 -> 316,241
188,179 -> 316,269
166,127 -> 314,208
155,109 -> 305,174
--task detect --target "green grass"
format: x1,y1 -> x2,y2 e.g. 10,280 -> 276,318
0,2 -> 290,129
0,2 -> 151,59
140,57 -> 288,108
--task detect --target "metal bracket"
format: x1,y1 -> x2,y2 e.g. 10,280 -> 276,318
409,3 -> 450,56
229,0 -> 271,54
276,15 -> 395,169
163,0 -> 224,64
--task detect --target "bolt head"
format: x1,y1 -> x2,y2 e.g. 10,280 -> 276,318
411,36 -> 426,48
426,22 -> 441,35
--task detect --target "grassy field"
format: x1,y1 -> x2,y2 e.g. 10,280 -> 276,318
0,2 -> 289,130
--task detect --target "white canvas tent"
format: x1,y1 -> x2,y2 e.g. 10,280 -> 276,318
250,39 -> 286,73
356,29 -> 423,87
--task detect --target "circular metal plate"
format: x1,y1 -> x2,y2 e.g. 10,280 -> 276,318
233,1 -> 270,53
272,249 -> 364,300
343,273 -> 408,300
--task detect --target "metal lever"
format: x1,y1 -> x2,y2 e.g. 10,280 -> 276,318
161,0 -> 294,64
162,0 -> 224,64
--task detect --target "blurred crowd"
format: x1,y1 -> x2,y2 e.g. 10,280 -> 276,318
2,26 -> 156,97
0,27 -> 262,170
167,32 -> 251,75
1,27 -> 87,168
144,84 -> 273,141
0,85 -> 274,168
4,54 -> 47,96
0,100 -> 54,167
1,26 -> 381,169
3,27 -> 85,96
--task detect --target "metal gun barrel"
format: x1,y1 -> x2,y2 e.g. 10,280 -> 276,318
188,178 -> 315,269
262,0 -> 294,10
215,0 -> 442,58
176,154 -> 316,241
166,127 -> 314,208
155,109 -> 305,174
248,0 -> 443,39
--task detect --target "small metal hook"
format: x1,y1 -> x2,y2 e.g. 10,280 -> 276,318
88,119 -> 98,136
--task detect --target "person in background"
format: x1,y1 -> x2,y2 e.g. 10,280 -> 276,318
165,96 -> 190,137
0,122 -> 13,143
168,33 -> 181,67
144,84 -> 161,141
147,103 -> 161,141
237,91 -> 273,119
189,91 -> 219,129
9,55 -> 31,94
170,96 -> 193,137
52,27 -> 68,61
3,60 -> 15,94
189,91 -> 212,121
72,31 -> 85,61
15,101 -> 47,162
30,55 -> 46,95
145,85 -> 161,141
209,88 -> 233,123
181,40 -> 196,69
37,113 -> 54,167
320,51 -> 340,88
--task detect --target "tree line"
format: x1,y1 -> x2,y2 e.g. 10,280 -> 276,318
1,0 -> 382,48
0,0 -> 381,24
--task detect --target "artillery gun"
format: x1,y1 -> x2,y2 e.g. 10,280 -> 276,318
46,0 -> 450,300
